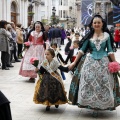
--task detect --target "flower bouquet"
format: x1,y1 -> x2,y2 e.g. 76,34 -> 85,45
19,42 -> 31,58
30,57 -> 39,68
108,62 -> 120,73
24,41 -> 30,49
30,57 -> 42,81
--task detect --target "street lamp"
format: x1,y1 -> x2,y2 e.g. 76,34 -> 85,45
52,7 -> 56,16
52,7 -> 56,25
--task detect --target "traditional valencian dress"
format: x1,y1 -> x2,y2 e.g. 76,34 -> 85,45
33,59 -> 68,106
19,31 -> 45,78
69,32 -> 120,110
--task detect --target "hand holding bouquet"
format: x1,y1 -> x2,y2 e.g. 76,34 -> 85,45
24,41 -> 30,49
19,42 -> 31,58
108,61 -> 120,73
30,57 -> 42,81
30,57 -> 39,68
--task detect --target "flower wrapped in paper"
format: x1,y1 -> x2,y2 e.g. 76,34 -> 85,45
24,41 -> 30,49
108,62 -> 120,73
30,57 -> 39,67
19,42 -> 31,58
30,57 -> 42,81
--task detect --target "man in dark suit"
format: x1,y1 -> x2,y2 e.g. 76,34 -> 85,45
52,25 -> 62,49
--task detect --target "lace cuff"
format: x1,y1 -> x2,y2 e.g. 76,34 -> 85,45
108,52 -> 114,55
79,50 -> 84,55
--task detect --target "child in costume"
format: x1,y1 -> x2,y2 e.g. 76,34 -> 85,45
33,49 -> 68,111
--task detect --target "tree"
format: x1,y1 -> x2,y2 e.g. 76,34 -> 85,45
50,15 -> 59,25
41,19 -> 48,25
110,0 -> 120,7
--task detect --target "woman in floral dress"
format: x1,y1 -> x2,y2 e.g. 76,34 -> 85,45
19,21 -> 46,81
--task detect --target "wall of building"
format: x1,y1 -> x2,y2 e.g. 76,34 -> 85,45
0,0 -> 42,28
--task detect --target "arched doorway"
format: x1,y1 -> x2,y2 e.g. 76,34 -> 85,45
11,2 -> 17,25
28,5 -> 34,26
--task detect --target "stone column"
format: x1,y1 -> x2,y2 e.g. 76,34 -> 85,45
19,0 -> 22,23
0,0 -> 3,20
6,0 -> 11,22
3,0 -> 7,20
24,0 -> 28,28
101,0 -> 106,19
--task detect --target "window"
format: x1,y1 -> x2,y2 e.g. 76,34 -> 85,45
52,0 -> 55,6
63,10 -> 67,18
59,0 -> 62,5
11,2 -> 16,12
63,0 -> 68,6
59,10 -> 62,18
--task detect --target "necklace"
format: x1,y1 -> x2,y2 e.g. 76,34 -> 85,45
95,33 -> 103,43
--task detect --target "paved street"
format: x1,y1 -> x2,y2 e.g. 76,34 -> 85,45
0,43 -> 120,120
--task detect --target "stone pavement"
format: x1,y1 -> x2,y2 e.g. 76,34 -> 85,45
0,43 -> 120,120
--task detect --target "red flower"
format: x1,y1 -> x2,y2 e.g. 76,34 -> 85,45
30,57 -> 39,67
108,62 -> 120,73
24,42 -> 30,49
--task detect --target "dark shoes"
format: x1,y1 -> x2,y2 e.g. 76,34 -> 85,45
2,67 -> 10,70
15,60 -> 21,62
45,105 -> 59,111
46,106 -> 50,111
55,105 -> 59,108
6,64 -> 14,67
29,78 -> 35,82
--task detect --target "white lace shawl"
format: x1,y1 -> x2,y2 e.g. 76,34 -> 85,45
90,32 -> 109,51
41,59 -> 60,72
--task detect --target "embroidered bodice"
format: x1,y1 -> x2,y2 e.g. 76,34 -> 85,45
79,32 -> 114,60
29,31 -> 44,45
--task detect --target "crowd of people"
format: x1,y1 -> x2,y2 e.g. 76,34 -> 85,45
0,14 -> 120,119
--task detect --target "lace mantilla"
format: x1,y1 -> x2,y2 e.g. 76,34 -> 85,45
31,31 -> 43,38
90,32 -> 109,51
41,59 -> 60,72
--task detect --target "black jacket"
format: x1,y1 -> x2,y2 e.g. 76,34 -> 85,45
52,28 -> 61,38
57,52 -> 65,63
65,49 -> 74,64
0,91 -> 12,120
65,48 -> 79,64
65,40 -> 72,54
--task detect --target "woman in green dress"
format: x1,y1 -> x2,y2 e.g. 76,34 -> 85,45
68,14 -> 120,116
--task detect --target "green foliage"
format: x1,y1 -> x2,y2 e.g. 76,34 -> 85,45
50,15 -> 59,25
28,12 -> 34,16
41,19 -> 48,25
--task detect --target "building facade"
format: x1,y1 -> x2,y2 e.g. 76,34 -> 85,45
0,0 -> 42,28
0,0 -> 113,28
